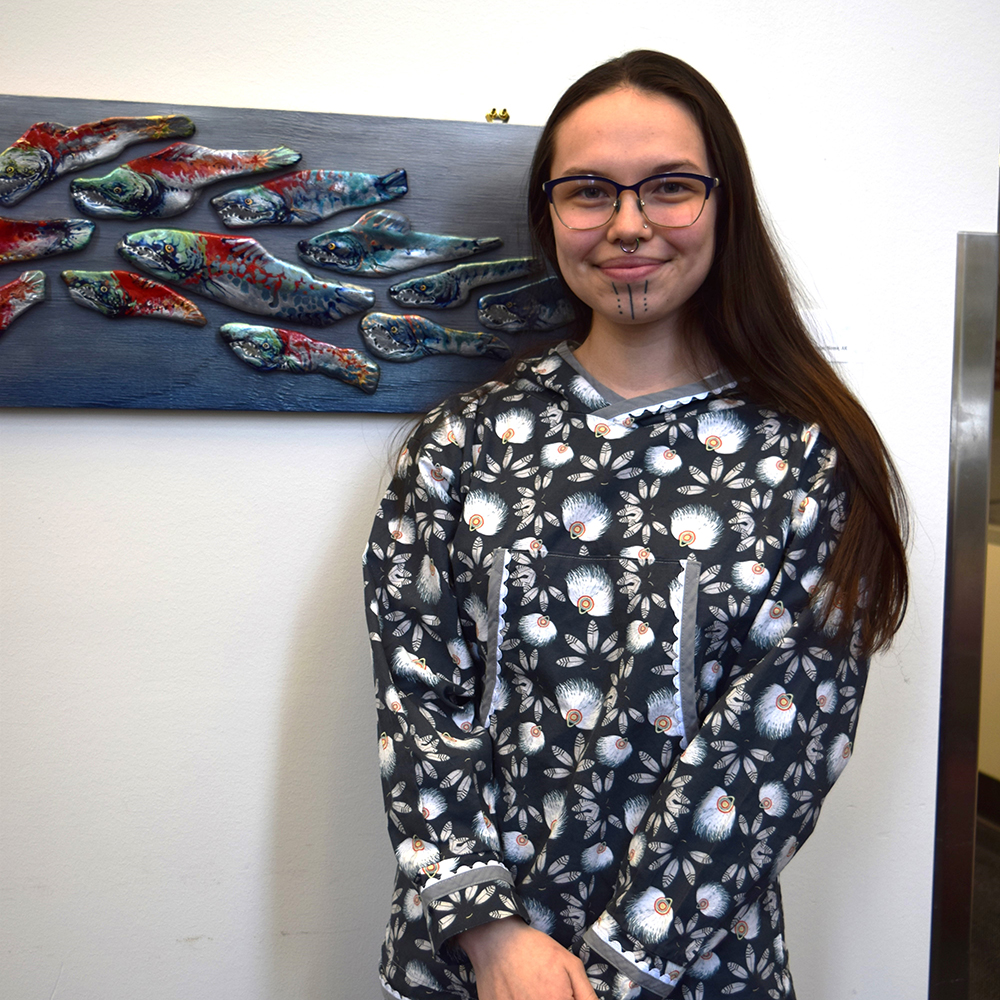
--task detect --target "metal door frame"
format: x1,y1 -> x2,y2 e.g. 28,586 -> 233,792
929,231 -> 999,1000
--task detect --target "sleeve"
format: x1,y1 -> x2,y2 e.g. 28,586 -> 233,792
579,434 -> 870,996
364,400 -> 529,955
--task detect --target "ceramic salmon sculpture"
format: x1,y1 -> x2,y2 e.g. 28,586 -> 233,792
360,311 -> 510,363
297,209 -> 502,276
388,256 -> 541,309
220,322 -> 380,394
211,168 -> 408,227
0,114 -> 195,207
70,142 -> 302,219
116,229 -> 375,326
477,275 -> 575,332
0,215 -> 95,265
0,270 -> 45,331
61,269 -> 207,326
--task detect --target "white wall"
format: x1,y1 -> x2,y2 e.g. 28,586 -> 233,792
2,2 -> 998,999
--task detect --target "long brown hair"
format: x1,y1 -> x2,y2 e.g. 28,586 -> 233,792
528,50 -> 908,653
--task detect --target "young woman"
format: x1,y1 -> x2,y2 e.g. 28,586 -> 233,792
364,50 -> 908,1000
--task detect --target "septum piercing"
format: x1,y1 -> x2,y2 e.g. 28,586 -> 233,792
620,239 -> 640,253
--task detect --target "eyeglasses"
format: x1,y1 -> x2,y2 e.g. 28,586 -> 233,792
542,172 -> 720,231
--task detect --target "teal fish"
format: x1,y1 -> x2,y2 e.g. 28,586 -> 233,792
477,276 -> 575,332
360,312 -> 510,363
220,322 -> 380,393
211,168 -> 407,227
117,229 -> 374,326
71,143 -> 302,219
297,209 -> 502,276
388,256 -> 541,309
0,114 -> 194,207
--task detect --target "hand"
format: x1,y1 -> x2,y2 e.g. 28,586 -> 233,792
455,916 -> 598,1000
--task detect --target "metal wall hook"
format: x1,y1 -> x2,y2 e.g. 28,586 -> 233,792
485,108 -> 510,123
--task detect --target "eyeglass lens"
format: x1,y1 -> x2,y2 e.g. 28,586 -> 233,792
550,176 -> 709,230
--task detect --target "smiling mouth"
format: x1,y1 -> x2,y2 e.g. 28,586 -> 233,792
599,256 -> 665,269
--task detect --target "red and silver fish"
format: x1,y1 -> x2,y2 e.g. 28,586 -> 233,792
61,269 -> 207,326
117,228 -> 374,326
0,215 -> 95,265
0,269 -> 45,331
220,322 -> 380,394
0,114 -> 195,207
70,142 -> 302,219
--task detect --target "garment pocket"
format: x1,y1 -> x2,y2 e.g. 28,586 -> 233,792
480,547 -> 702,747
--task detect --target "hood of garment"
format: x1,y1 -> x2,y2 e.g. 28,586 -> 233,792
503,340 -> 737,422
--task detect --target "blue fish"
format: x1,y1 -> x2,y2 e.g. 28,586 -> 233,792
477,276 -> 575,332
298,209 -> 502,276
388,256 -> 541,309
360,312 -> 510,363
116,229 -> 374,326
211,168 -> 407,227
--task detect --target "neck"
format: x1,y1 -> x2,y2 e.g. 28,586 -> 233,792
573,315 -> 710,399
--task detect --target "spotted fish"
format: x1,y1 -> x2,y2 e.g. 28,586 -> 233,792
388,256 -> 541,310
70,142 -> 302,219
62,269 -> 207,326
220,322 -> 380,393
477,275 -> 575,332
211,168 -> 407,227
298,209 -> 502,276
360,311 -> 510,363
117,229 -> 374,326
0,114 -> 195,207
0,270 -> 45,331
0,215 -> 95,265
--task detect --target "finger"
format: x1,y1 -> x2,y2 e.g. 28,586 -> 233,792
568,959 -> 599,1000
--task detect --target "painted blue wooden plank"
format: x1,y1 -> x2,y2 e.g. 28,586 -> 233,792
0,95 -> 556,412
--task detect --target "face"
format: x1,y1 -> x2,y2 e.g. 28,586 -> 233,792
547,87 -> 717,335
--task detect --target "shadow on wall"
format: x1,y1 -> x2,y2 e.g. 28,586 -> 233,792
268,461 -> 398,999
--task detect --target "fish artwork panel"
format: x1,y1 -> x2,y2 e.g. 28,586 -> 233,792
388,256 -> 541,310
61,269 -> 207,326
0,215 -> 95,265
297,209 -> 502,276
477,275 -> 575,332
116,228 -> 375,326
70,143 -> 302,219
0,270 -> 45,332
360,312 -> 510,363
211,168 -> 408,227
220,322 -> 380,394
0,114 -> 195,207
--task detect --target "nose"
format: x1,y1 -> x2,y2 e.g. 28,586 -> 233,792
606,190 -> 649,244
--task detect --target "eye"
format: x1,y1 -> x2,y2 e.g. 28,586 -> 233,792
564,178 -> 615,203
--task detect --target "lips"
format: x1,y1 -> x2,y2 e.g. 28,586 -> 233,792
597,256 -> 665,282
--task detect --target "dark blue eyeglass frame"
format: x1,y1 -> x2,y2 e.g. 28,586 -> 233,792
541,172 -> 722,230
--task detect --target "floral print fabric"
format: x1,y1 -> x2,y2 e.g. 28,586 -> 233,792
364,343 -> 867,1000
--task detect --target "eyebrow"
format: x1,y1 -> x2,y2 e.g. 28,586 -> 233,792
556,160 -> 706,177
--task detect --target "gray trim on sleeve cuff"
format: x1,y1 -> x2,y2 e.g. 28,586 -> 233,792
582,927 -> 676,997
418,863 -> 515,903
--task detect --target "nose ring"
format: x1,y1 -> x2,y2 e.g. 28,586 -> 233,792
620,239 -> 640,254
